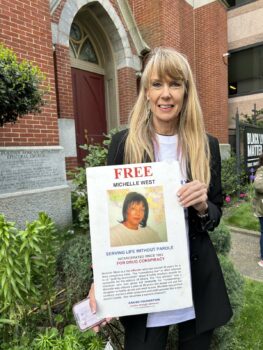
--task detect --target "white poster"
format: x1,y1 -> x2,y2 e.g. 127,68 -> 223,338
86,161 -> 193,318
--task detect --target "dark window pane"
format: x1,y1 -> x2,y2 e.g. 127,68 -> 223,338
227,0 -> 236,6
225,0 -> 256,8
79,38 -> 98,64
228,45 -> 263,96
70,23 -> 81,41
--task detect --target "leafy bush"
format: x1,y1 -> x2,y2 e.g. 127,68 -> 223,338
241,109 -> 263,127
0,213 -> 60,344
1,325 -> 106,350
0,44 -> 46,126
209,223 -> 244,349
56,235 -> 93,306
221,154 -> 247,196
0,214 -> 108,349
32,325 -> 106,350
209,222 -> 231,256
70,129 -> 117,230
211,255 -> 244,350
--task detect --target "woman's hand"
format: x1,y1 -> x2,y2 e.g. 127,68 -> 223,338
88,283 -> 113,332
177,180 -> 208,214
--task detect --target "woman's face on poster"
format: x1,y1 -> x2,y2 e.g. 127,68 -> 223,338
125,201 -> 145,229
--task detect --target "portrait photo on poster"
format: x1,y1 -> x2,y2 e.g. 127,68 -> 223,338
107,186 -> 168,247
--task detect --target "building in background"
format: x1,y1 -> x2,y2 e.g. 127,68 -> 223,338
226,0 -> 263,145
0,0 -> 229,226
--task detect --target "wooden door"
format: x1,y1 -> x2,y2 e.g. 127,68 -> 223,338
71,68 -> 107,163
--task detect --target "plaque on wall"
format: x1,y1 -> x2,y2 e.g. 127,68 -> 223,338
0,147 -> 67,195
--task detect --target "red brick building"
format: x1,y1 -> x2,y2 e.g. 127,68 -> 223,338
0,0 -> 229,225
0,0 -> 229,164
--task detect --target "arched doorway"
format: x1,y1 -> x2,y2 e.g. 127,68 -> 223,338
53,0 -> 145,166
69,6 -> 117,163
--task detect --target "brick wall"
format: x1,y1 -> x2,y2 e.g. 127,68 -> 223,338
195,1 -> 228,143
128,0 -> 162,48
161,0 -> 181,48
180,1 -> 195,70
0,0 -> 59,146
54,44 -> 74,119
65,156 -> 79,173
118,67 -> 138,124
129,0 -> 194,58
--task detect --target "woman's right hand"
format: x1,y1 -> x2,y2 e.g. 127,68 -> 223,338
88,283 -> 113,332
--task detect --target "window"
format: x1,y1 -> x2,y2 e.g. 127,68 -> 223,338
225,0 -> 256,8
69,23 -> 99,64
79,39 -> 98,63
228,45 -> 263,97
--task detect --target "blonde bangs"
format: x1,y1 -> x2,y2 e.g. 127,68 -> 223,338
141,48 -> 188,89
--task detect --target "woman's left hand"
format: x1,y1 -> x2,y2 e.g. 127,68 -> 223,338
177,180 -> 208,214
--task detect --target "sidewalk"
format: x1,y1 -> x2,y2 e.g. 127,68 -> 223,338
228,226 -> 263,282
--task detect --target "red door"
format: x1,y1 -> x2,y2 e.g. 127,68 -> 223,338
71,68 -> 107,163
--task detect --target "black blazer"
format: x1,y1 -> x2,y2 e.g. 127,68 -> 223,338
107,129 -> 233,340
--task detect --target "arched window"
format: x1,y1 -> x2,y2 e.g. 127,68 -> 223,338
70,22 -> 99,64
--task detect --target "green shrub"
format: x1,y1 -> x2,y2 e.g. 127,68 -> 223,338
56,235 -> 93,305
209,222 -> 231,256
241,109 -> 263,127
0,212 -> 58,313
209,223 -> 245,349
71,167 -> 90,231
221,154 -> 247,196
0,213 -> 60,344
0,44 -> 47,126
0,215 -> 114,350
0,325 -> 106,350
211,255 -> 244,350
31,325 -> 105,350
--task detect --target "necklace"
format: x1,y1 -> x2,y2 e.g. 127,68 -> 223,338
156,132 -> 176,136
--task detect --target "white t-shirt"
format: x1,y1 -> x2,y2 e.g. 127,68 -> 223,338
146,134 -> 195,328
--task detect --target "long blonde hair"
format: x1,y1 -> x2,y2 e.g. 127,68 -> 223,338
124,47 -> 211,185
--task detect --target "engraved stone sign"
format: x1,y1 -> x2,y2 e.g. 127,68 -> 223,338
0,146 -> 72,228
0,147 -> 67,195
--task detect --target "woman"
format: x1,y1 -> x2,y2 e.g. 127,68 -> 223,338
110,191 -> 161,247
253,153 -> 263,267
89,47 -> 232,349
